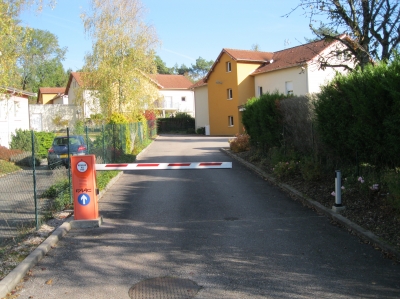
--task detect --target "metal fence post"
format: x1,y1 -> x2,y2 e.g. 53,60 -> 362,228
85,125 -> 89,153
102,124 -> 106,163
31,130 -> 39,230
67,128 -> 72,204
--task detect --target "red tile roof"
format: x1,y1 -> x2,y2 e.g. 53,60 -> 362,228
39,87 -> 66,94
190,78 -> 207,89
153,74 -> 193,89
204,49 -> 273,82
252,39 -> 336,75
223,48 -> 274,62
65,72 -> 84,95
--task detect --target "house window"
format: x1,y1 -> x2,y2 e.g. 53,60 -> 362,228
226,61 -> 231,72
181,97 -> 186,102
14,101 -> 20,118
258,86 -> 263,97
227,88 -> 233,100
285,81 -> 293,96
228,116 -> 234,127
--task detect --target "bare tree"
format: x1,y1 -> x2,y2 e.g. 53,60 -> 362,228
285,0 -> 400,69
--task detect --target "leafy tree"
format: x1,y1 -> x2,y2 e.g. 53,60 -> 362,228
189,56 -> 214,81
0,1 -> 56,90
251,44 -> 260,51
81,0 -> 160,120
173,63 -> 190,76
285,0 -> 400,69
18,28 -> 68,92
155,55 -> 173,74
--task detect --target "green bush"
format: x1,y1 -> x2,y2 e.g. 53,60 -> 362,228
383,170 -> 400,211
34,131 -> 56,158
10,129 -> 38,152
272,160 -> 299,179
299,157 -> 322,181
196,127 -> 205,135
314,54 -> 400,168
242,91 -> 287,150
10,130 -> 55,159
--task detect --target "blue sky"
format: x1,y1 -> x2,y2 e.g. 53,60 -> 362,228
20,0 -> 319,72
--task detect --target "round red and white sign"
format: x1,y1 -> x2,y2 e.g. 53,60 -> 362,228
77,161 -> 88,172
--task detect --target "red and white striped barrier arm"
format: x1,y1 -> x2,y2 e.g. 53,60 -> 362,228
95,162 -> 232,170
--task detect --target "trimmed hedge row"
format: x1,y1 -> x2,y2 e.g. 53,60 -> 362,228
315,54 -> 400,168
242,55 -> 400,169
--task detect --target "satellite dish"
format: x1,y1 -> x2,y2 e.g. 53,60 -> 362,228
269,59 -> 274,64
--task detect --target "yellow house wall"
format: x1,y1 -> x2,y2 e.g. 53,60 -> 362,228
41,94 -> 57,105
208,52 -> 261,135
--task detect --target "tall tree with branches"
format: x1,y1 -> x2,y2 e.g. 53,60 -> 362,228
0,0 -> 56,90
285,0 -> 400,69
81,0 -> 160,120
18,28 -> 67,92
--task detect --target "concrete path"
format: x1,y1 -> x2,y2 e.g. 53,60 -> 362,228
10,135 -> 400,299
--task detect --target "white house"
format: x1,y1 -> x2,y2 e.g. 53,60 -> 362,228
152,74 -> 195,117
192,37 -> 353,135
0,87 -> 36,148
251,38 -> 351,96
65,72 -> 100,119
190,79 -> 209,132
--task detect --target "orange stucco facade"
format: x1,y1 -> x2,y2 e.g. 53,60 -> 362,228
207,53 -> 262,135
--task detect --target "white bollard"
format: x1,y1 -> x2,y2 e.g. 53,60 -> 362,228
332,170 -> 346,212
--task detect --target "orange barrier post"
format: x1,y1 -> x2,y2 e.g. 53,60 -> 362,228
71,155 -> 99,220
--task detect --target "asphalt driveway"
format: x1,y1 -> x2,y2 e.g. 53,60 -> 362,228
13,135 -> 400,299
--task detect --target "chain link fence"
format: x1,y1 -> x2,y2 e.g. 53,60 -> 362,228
0,120 -> 156,247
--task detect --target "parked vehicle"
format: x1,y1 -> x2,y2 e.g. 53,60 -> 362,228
47,135 -> 87,169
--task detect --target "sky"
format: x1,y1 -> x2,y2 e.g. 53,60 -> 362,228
20,0 -> 319,72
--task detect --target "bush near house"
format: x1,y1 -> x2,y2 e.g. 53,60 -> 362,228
241,55 -> 400,212
315,53 -> 400,169
242,92 -> 287,151
10,129 -> 55,159
157,113 -> 195,133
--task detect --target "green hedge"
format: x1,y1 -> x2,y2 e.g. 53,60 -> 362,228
10,129 -> 56,159
242,91 -> 287,149
314,54 -> 400,168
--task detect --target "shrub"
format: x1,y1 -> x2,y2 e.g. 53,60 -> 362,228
229,134 -> 250,153
299,157 -> 322,181
314,54 -> 400,168
242,91 -> 287,149
383,170 -> 400,211
0,146 -> 23,161
175,112 -> 193,119
10,129 -> 38,152
273,160 -> 299,179
115,153 -> 136,163
34,131 -> 56,158
196,127 -> 205,135
9,130 -> 55,159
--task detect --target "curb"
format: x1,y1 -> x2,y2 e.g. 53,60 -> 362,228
0,219 -> 72,298
0,165 -> 124,299
0,136 -> 158,298
221,148 -> 400,261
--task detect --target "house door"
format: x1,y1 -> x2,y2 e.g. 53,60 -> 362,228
31,113 -> 42,131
